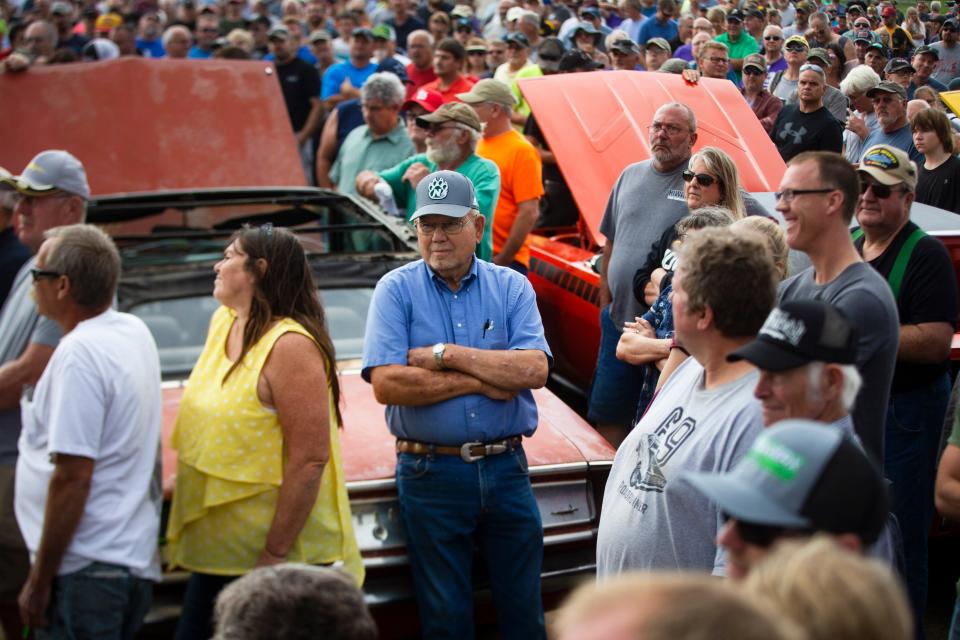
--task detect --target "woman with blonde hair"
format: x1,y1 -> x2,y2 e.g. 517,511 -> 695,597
167,226 -> 363,640
683,146 -> 747,220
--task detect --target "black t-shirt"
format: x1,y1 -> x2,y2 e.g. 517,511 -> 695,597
275,57 -> 321,133
916,154 -> 960,213
389,15 -> 425,52
770,104 -> 843,162
855,220 -> 959,391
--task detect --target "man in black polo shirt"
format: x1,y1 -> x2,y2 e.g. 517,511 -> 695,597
853,143 -> 958,640
770,63 -> 843,161
270,26 -> 324,184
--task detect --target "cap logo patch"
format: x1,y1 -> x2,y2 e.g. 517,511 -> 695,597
416,89 -> 427,99
427,177 -> 448,200
863,148 -> 899,170
759,308 -> 806,346
749,436 -> 805,481
26,162 -> 47,175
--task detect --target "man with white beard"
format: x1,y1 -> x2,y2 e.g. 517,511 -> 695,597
356,102 -> 500,260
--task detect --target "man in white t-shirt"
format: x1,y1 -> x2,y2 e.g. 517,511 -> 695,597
15,224 -> 162,639
596,227 -> 778,577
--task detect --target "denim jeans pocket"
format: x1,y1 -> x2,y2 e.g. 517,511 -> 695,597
512,447 -> 529,474
888,395 -> 924,435
396,453 -> 431,480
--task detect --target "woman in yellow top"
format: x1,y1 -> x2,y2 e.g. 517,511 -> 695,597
166,225 -> 363,640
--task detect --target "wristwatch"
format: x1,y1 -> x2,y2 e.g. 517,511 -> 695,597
432,342 -> 447,370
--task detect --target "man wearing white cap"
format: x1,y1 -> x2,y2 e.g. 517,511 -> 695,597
0,150 -> 88,640
362,170 -> 550,639
853,143 -> 957,636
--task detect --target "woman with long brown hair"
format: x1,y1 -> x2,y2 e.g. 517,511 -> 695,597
167,225 -> 362,640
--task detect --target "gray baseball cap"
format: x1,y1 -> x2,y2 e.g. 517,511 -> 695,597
11,150 -> 90,200
412,171 -> 479,220
683,419 -> 888,544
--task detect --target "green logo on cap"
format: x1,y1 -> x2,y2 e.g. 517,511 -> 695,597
748,436 -> 805,481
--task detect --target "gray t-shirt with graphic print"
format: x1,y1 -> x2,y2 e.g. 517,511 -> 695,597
596,357 -> 764,577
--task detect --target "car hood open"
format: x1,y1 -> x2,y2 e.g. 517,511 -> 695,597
519,71 -> 787,247
0,58 -> 305,196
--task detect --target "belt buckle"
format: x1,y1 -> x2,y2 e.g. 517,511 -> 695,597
460,441 -> 485,463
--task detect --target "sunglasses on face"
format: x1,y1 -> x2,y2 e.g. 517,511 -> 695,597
682,170 -> 718,187
743,66 -> 765,75
764,35 -> 782,40
860,180 -> 904,199
785,44 -> 807,52
30,268 -> 62,282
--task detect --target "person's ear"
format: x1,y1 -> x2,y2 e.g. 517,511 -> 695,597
821,363 -> 844,404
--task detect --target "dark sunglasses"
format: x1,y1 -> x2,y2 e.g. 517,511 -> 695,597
764,35 -> 782,40
682,170 -> 718,187
30,268 -> 62,281
722,513 -> 788,548
785,43 -> 808,52
860,180 -> 904,199
743,66 -> 765,75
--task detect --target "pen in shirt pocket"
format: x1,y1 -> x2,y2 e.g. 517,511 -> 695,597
483,319 -> 493,338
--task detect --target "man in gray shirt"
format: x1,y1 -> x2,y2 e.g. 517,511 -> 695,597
777,151 -> 898,463
597,228 -> 777,577
0,150 -> 88,640
931,19 -> 959,87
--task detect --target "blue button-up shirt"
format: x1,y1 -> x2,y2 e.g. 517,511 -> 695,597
362,257 -> 552,445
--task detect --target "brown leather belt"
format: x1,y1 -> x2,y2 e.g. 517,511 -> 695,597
396,437 -> 523,463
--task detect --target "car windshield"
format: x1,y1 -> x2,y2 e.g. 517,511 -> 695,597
130,288 -> 373,379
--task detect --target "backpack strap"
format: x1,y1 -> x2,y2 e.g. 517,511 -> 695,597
850,227 -> 926,300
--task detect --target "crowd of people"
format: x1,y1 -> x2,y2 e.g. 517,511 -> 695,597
2,0 -> 960,638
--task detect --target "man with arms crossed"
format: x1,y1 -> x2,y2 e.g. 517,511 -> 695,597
362,171 -> 549,639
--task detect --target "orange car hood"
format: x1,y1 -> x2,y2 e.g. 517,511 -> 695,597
0,58 -> 305,196
519,71 -> 787,247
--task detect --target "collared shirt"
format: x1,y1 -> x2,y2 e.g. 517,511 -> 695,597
330,121 -> 415,194
361,257 -> 552,445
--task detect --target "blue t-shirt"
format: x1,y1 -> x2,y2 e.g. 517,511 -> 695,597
187,45 -> 213,59
361,258 -> 552,445
321,60 -> 378,99
907,77 -> 948,98
137,38 -> 165,58
861,124 -> 924,165
638,17 -> 678,45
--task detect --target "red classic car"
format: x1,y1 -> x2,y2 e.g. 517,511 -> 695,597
0,59 -> 614,637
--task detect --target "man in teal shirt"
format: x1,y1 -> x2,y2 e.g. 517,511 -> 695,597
356,102 -> 500,260
330,72 -> 415,194
716,9 -> 759,83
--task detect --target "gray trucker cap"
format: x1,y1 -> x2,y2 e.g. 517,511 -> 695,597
411,170 -> 479,220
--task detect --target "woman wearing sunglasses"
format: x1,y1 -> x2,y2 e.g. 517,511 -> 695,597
166,226 -> 363,640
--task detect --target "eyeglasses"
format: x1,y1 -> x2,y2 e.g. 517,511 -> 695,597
743,66 -> 765,75
30,268 -> 62,282
799,63 -> 825,74
259,222 -> 274,240
764,35 -> 782,40
682,170 -> 719,187
722,513 -> 789,549
860,180 -> 905,199
785,43 -> 808,52
774,188 -> 835,202
415,218 -> 472,235
648,122 -> 689,136
426,123 -> 461,134
705,55 -> 729,64
467,50 -> 487,55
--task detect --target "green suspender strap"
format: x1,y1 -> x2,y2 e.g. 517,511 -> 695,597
851,227 -> 927,300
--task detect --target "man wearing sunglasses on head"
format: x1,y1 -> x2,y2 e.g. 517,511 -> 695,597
0,150 -> 88,640
852,144 -> 957,638
683,419 -> 889,581
769,62 -> 844,161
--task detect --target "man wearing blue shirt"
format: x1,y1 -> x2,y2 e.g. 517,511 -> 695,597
321,27 -> 378,108
362,171 -> 550,640
638,0 -> 678,47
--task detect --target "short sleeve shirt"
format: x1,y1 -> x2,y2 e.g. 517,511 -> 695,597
476,129 -> 544,267
361,258 -> 552,444
330,121 -> 415,194
321,61 -> 378,100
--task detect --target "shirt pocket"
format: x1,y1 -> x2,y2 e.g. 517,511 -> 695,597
481,325 -> 509,350
20,392 -> 48,451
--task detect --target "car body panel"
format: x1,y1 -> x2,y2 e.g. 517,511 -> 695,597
0,58 -> 305,196
518,71 -> 787,247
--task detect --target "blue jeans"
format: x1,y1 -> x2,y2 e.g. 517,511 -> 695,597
884,374 -> 951,640
950,595 -> 960,640
396,447 -> 546,640
587,305 -> 645,425
35,562 -> 152,640
174,573 -> 237,640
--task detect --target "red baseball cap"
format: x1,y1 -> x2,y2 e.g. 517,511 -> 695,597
403,88 -> 444,114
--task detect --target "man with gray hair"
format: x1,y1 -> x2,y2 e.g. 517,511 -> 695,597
213,565 -> 376,640
328,72 -> 414,194
15,224 -> 162,639
1,20 -> 58,72
860,81 -> 924,163
841,64 -> 882,163
0,151 -> 88,640
161,24 -> 193,59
